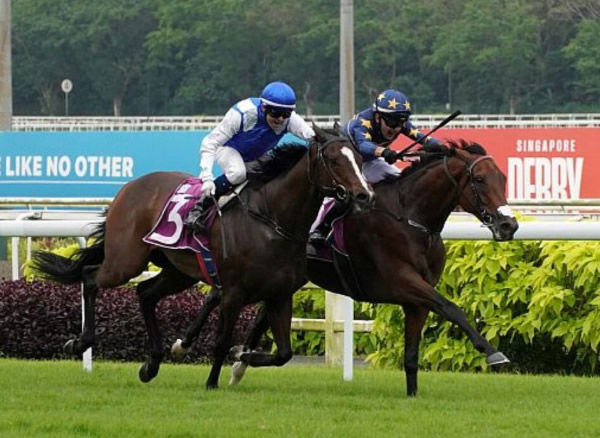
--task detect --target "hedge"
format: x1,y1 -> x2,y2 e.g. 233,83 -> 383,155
0,279 -> 259,362
367,239 -> 600,375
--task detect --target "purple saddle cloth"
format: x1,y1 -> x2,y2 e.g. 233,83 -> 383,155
143,177 -> 211,252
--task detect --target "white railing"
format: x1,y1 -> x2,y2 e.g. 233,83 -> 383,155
11,113 -> 600,131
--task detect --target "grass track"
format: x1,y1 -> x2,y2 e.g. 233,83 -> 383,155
1,358 -> 599,438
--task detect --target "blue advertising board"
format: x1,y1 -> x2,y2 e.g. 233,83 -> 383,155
0,131 -> 203,198
0,130 -> 305,198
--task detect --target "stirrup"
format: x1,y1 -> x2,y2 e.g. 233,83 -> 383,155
185,200 -> 212,232
309,228 -> 329,244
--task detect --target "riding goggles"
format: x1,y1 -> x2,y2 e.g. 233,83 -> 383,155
265,107 -> 292,119
380,114 -> 408,128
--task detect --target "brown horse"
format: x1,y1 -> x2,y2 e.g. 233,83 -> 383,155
31,125 -> 373,389
173,140 -> 519,396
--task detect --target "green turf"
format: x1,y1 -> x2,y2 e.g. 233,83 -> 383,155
1,359 -> 599,437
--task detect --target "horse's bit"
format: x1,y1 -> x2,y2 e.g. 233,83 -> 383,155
307,136 -> 356,203
443,154 -> 495,226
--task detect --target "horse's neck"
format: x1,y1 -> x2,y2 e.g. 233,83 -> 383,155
257,153 -> 322,236
392,161 -> 463,232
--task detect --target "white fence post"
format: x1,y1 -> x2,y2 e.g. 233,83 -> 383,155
76,236 -> 92,372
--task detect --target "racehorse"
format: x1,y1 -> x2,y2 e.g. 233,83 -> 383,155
172,139 -> 519,396
31,125 -> 374,389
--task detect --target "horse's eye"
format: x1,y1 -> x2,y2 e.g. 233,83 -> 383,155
473,175 -> 485,184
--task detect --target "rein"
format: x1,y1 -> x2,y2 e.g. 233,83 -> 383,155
241,136 -> 357,243
443,154 -> 495,225
307,136 -> 353,201
372,151 -> 494,238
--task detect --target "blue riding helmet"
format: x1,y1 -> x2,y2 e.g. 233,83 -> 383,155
373,89 -> 411,119
260,81 -> 296,110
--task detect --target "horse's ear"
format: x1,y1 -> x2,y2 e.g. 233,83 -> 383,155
333,121 -> 341,132
312,122 -> 328,143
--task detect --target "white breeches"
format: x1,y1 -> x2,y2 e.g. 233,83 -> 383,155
215,146 -> 247,185
362,158 -> 401,184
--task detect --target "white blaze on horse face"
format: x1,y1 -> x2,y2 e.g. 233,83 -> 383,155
497,205 -> 515,217
341,147 -> 372,195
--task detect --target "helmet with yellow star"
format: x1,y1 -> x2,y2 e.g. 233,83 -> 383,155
373,89 -> 411,123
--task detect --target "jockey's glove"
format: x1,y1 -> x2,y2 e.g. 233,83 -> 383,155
201,180 -> 216,197
401,154 -> 421,163
381,148 -> 398,164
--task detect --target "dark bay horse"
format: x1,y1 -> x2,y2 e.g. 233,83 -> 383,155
174,140 -> 519,396
32,125 -> 373,389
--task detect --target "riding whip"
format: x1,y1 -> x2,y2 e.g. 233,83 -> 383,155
397,109 -> 462,157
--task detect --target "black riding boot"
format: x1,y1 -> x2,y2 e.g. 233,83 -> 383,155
185,175 -> 233,233
184,196 -> 214,232
309,200 -> 349,243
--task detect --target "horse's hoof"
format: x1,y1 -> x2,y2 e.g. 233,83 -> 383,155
229,361 -> 249,386
171,339 -> 190,360
138,361 -> 159,383
205,381 -> 219,391
487,351 -> 510,366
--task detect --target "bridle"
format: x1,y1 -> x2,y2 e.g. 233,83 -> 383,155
442,153 -> 496,226
240,135 -> 359,243
307,136 -> 357,203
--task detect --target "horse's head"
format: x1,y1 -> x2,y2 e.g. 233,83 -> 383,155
311,123 -> 374,211
450,141 -> 519,241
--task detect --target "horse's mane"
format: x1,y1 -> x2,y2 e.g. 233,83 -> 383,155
246,144 -> 308,183
448,139 -> 487,156
245,126 -> 347,184
375,139 -> 488,187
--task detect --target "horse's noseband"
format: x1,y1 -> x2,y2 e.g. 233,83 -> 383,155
444,154 -> 496,225
309,136 -> 357,200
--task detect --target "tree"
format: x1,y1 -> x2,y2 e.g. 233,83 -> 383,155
68,0 -> 158,116
12,0 -> 80,114
428,0 -> 541,113
563,19 -> 600,104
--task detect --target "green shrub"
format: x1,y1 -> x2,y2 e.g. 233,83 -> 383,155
367,239 -> 600,375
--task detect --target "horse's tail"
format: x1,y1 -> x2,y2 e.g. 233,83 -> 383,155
31,222 -> 106,284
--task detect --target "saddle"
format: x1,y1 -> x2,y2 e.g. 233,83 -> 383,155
143,177 -> 247,289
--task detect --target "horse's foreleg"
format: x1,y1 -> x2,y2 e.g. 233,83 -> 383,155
171,287 -> 221,359
429,287 -> 509,365
64,265 -> 100,356
138,271 -> 196,383
403,304 -> 429,397
236,297 -> 292,368
205,295 -> 243,390
229,304 -> 270,385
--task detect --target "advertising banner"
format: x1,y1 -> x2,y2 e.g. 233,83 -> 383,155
0,131 -> 205,198
0,130 -> 306,199
2,127 -> 598,201
393,127 -> 600,201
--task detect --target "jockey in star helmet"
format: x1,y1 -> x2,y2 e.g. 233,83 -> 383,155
373,89 -> 412,130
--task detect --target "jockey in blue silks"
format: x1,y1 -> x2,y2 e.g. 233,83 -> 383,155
343,89 -> 443,183
185,81 -> 315,232
310,89 -> 444,242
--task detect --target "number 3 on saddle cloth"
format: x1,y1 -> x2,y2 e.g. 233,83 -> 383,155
309,199 -> 366,300
143,177 -> 223,289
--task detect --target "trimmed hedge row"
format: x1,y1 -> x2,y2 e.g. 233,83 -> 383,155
0,279 -> 259,362
368,239 -> 600,375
